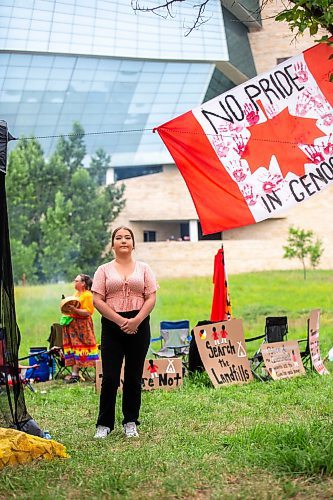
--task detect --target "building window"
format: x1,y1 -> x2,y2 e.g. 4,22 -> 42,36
144,230 -> 156,242
198,222 -> 222,241
277,57 -> 290,65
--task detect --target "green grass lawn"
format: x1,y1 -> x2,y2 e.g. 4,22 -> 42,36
1,270 -> 332,499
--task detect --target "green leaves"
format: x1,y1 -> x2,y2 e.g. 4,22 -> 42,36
283,226 -> 324,279
7,123 -> 125,283
273,0 -> 333,37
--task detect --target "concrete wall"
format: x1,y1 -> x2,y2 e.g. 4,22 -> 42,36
134,233 -> 333,279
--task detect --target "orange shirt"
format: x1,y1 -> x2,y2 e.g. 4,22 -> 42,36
75,290 -> 94,315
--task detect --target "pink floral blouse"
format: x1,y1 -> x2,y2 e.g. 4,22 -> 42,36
92,260 -> 158,312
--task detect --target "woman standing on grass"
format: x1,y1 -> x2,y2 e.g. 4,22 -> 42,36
92,226 -> 157,439
62,274 -> 99,383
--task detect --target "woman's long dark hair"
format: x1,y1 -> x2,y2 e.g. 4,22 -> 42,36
79,274 -> 93,290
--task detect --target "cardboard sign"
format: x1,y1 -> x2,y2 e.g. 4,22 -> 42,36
308,309 -> 329,375
95,357 -> 183,393
193,319 -> 252,387
261,340 -> 305,380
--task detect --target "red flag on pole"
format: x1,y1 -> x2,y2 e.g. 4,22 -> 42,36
156,40 -> 333,235
210,246 -> 232,322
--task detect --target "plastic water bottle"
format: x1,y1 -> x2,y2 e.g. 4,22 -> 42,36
43,430 -> 52,440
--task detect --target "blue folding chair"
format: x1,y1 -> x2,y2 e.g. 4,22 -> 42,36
151,320 -> 191,359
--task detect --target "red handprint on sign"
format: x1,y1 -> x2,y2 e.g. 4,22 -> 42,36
304,145 -> 325,164
262,174 -> 283,194
212,136 -> 230,158
241,184 -> 258,206
229,122 -> 244,134
293,61 -> 309,84
296,92 -> 311,116
244,102 -> 260,125
233,135 -> 246,155
266,104 -> 278,119
322,134 -> 333,155
319,112 -> 333,127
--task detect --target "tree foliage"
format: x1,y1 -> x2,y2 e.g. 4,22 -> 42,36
272,0 -> 333,37
283,226 -> 324,279
132,0 -> 333,38
7,123 -> 125,284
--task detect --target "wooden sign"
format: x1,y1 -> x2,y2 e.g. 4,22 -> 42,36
95,357 -> 183,393
193,319 -> 253,387
261,340 -> 305,380
308,309 -> 329,375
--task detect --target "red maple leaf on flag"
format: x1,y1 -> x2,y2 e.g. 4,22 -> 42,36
240,103 -> 324,177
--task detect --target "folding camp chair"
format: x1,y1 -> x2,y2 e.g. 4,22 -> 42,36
48,323 -> 94,381
298,318 -> 311,371
246,316 -> 288,381
151,320 -> 191,365
48,323 -> 71,379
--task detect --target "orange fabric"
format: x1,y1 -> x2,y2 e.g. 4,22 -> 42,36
157,40 -> 333,235
303,38 -> 333,108
76,290 -> 94,315
63,315 -> 99,367
210,248 -> 232,322
157,111 -> 255,234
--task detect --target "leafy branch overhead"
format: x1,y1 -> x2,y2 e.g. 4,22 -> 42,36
132,0 -> 333,38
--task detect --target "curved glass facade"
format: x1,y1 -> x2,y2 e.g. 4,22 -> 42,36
0,0 -> 256,168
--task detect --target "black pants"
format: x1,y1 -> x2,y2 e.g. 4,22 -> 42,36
96,311 -> 151,430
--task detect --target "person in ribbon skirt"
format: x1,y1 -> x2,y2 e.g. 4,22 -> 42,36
62,274 -> 99,383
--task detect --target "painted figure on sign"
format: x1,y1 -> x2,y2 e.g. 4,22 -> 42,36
147,359 -> 159,379
220,325 -> 228,344
212,326 -> 220,345
291,349 -> 299,368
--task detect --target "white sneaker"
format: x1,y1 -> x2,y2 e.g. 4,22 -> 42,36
124,422 -> 139,438
94,425 -> 110,439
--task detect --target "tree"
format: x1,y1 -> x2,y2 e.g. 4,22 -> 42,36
283,226 -> 324,279
54,121 -> 86,177
89,148 -> 111,186
6,123 -> 125,284
67,168 -> 125,276
309,238 -> 324,269
6,137 -> 45,245
132,0 -> 333,39
40,192 -> 78,282
131,0 -> 211,35
272,0 -> 333,38
10,239 -> 38,285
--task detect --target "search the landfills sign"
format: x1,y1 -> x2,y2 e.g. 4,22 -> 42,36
95,357 -> 183,393
308,308 -> 329,375
261,340 -> 305,380
193,319 -> 253,387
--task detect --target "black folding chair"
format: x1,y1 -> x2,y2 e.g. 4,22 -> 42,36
298,318 -> 311,371
48,323 -> 71,379
246,316 -> 288,381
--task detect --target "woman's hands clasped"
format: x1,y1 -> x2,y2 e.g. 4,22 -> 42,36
120,317 -> 140,335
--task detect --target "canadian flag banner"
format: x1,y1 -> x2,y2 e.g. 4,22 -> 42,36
156,40 -> 333,234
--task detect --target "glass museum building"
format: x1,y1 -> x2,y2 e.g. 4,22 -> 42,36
0,0 -> 260,180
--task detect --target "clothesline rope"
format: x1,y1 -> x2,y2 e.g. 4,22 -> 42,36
6,127 -> 330,149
